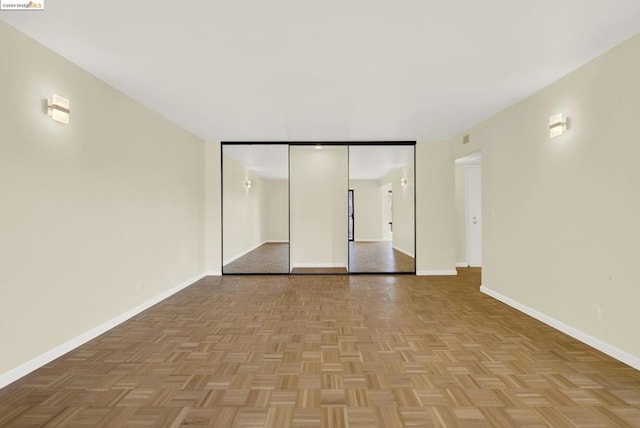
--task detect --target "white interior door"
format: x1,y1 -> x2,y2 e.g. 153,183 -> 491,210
466,166 -> 482,267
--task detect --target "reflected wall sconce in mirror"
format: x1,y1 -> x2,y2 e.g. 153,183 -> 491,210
244,179 -> 252,189
549,113 -> 569,138
48,94 -> 70,124
401,177 -> 407,187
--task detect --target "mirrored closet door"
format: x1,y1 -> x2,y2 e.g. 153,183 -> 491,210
348,145 -> 415,273
289,145 -> 348,274
222,144 -> 289,274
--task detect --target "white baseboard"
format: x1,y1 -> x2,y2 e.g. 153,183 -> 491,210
417,270 -> 458,276
0,272 -> 207,389
457,262 -> 482,268
264,240 -> 289,243
393,246 -> 415,258
205,270 -> 222,276
480,285 -> 640,371
353,239 -> 384,242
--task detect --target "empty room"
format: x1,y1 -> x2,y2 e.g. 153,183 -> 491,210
1,1 -> 640,427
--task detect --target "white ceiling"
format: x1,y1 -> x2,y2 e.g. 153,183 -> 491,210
2,2 -> 640,142
223,145 -> 413,180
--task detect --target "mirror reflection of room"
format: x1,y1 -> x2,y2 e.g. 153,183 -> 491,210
348,145 -> 415,273
289,145 -> 349,274
222,144 -> 289,274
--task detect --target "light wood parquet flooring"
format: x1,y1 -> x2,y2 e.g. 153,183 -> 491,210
223,243 -> 290,274
349,241 -> 415,273
1,269 -> 640,427
222,241 -> 414,274
291,267 -> 349,275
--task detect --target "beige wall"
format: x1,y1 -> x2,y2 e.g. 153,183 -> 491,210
261,178 -> 289,242
454,164 -> 467,264
290,146 -> 348,268
0,22 -> 205,377
222,154 -> 263,264
415,140 -> 457,274
204,141 -> 222,274
349,180 -> 383,241
449,33 -> 640,365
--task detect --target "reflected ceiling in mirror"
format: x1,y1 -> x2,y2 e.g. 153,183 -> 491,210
223,144 -> 289,179
349,146 -> 414,180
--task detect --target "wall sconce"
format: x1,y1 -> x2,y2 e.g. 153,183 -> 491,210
549,113 -> 568,138
48,94 -> 70,124
401,177 -> 407,187
244,179 -> 252,189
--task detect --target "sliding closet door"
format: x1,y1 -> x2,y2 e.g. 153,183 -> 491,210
290,145 -> 348,274
348,145 -> 415,273
222,144 -> 289,274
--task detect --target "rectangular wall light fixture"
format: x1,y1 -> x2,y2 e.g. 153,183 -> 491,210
48,94 -> 70,124
549,113 -> 568,138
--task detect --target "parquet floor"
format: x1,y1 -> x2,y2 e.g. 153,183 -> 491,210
291,267 -> 349,275
223,241 -> 414,274
2,269 -> 640,427
223,243 -> 289,274
349,241 -> 415,273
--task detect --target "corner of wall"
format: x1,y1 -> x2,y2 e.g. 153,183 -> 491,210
205,141 -> 222,274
